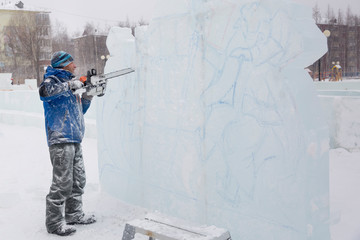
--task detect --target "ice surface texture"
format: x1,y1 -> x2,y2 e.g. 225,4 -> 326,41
97,0 -> 330,239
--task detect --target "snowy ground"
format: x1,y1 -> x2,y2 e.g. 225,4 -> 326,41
329,149 -> 360,240
0,123 -> 148,239
0,122 -> 360,239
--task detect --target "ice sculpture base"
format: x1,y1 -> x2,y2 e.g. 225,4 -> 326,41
122,213 -> 231,240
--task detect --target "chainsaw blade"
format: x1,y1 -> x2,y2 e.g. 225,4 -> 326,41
101,68 -> 135,79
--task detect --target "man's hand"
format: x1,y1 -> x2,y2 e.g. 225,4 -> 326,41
68,80 -> 84,90
82,91 -> 93,101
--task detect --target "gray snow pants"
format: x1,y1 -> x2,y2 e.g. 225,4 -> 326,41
46,143 -> 86,233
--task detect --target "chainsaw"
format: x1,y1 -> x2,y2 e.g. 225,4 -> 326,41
77,68 -> 135,97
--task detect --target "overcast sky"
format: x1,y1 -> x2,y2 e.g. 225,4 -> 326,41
20,0 -> 158,34
15,0 -> 360,35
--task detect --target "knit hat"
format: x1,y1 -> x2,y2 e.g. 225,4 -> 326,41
51,51 -> 73,68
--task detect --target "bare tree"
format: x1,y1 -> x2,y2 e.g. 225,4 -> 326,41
117,17 -> 131,28
337,9 -> 344,25
52,20 -> 74,55
325,4 -> 336,24
346,5 -> 355,26
312,3 -> 360,26
2,12 -> 48,84
312,3 -> 322,24
354,15 -> 360,26
82,22 -> 96,36
116,17 -> 143,36
97,24 -> 112,35
2,26 -> 21,74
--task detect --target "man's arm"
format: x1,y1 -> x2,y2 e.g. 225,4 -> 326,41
81,92 -> 93,114
39,77 -> 83,99
39,77 -> 69,98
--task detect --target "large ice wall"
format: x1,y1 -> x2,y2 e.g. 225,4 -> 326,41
97,0 -> 330,239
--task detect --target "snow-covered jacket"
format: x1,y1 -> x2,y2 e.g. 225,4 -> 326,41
39,66 -> 91,147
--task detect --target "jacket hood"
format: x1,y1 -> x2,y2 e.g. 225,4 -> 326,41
44,66 -> 74,82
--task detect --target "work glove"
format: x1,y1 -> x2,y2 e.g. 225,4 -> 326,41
82,91 -> 93,101
68,80 -> 84,90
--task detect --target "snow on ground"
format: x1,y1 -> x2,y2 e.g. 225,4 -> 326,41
0,123 -> 147,239
0,122 -> 360,239
330,149 -> 360,240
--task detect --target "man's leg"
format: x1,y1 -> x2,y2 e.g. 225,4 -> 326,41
65,143 -> 95,224
46,143 -> 76,234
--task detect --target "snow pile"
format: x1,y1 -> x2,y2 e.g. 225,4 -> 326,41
0,73 -> 12,90
0,90 -> 97,137
319,95 -> 360,151
97,0 -> 330,239
314,80 -> 360,151
11,79 -> 37,90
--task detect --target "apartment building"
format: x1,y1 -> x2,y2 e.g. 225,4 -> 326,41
73,33 -> 109,76
0,1 -> 51,84
312,23 -> 360,80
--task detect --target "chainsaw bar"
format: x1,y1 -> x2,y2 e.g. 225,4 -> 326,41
101,68 -> 135,80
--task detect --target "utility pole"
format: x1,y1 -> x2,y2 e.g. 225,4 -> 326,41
94,29 -> 98,72
318,59 -> 321,81
318,29 -> 331,81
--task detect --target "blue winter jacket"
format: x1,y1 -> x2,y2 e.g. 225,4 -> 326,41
39,66 -> 91,146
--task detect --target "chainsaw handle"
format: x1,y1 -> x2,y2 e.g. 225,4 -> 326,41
85,69 -> 97,86
79,76 -> 87,83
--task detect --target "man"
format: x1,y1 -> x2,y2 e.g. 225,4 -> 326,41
39,51 -> 96,236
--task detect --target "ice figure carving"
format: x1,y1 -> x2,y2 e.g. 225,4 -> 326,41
97,0 -> 330,239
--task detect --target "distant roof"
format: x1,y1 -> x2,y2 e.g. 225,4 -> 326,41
0,1 -> 50,13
